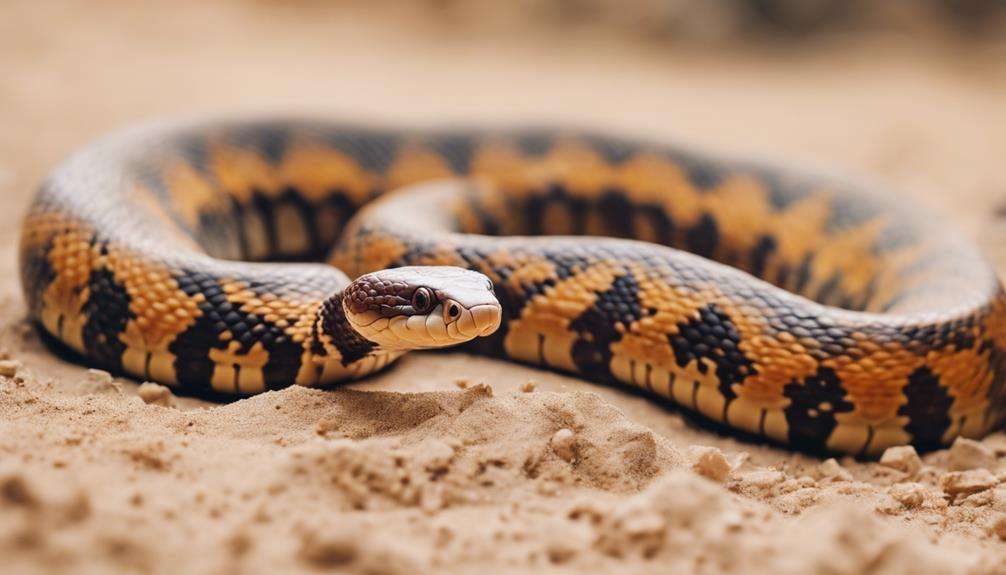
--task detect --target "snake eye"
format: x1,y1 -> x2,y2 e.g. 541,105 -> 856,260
411,287 -> 434,313
486,279 -> 494,291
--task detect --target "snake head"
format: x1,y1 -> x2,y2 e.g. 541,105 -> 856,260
341,266 -> 502,350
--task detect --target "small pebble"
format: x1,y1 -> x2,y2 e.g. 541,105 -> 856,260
0,359 -> 20,378
948,438 -> 996,471
520,380 -> 537,393
87,368 -> 113,383
888,482 -> 927,509
879,445 -> 923,477
137,382 -> 176,407
550,429 -> 577,463
818,458 -> 853,482
688,446 -> 731,482
940,469 -> 998,498
454,378 -> 470,389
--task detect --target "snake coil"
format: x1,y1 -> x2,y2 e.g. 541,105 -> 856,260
19,119 -> 1006,455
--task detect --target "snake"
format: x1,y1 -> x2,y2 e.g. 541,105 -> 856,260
18,118 -> 1006,456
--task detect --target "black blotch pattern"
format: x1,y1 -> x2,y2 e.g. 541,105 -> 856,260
261,336 -> 304,391
596,190 -> 636,238
324,127 -> 401,173
899,366 -> 953,452
751,168 -> 801,210
171,271 -> 229,390
524,185 -> 589,236
511,130 -> 555,158
748,235 -> 777,279
465,193 -> 503,236
19,213 -> 58,318
792,252 -> 814,295
316,191 -> 360,251
250,190 -> 279,255
174,271 -> 310,391
425,132 -> 476,173
81,265 -> 131,372
175,134 -> 211,174
195,207 -> 242,260
569,272 -> 644,378
853,276 -> 879,312
684,212 -> 719,260
813,273 -> 843,307
667,303 -> 753,405
675,153 -> 723,191
132,168 -> 196,237
824,192 -> 882,235
169,314 -> 222,391
228,197 -> 253,259
782,367 -> 854,452
223,121 -> 291,164
637,204 -> 676,247
900,320 -> 978,357
279,186 -> 323,258
523,189 -> 547,236
133,165 -> 171,202
774,262 -> 792,291
320,294 -> 376,365
581,132 -> 638,165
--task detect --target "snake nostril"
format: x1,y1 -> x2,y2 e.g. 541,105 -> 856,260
448,303 -> 460,319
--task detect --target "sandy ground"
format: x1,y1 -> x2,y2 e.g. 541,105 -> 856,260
3,2 -> 1006,573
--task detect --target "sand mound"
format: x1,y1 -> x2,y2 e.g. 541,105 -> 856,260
3,367 -> 1005,574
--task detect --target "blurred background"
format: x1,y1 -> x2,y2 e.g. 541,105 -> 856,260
1,0 -> 1004,266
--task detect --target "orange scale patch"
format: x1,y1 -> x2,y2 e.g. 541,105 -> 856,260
927,346 -> 993,415
105,249 -> 204,350
329,234 -> 410,278
221,279 -> 322,346
982,297 -> 1006,350
384,145 -> 456,191
483,252 -> 557,295
504,261 -> 623,371
757,193 -> 832,282
162,160 -> 230,230
278,141 -> 377,204
205,140 -> 282,203
800,217 -> 890,302
470,142 -> 545,199
611,153 -> 699,214
696,176 -> 777,265
36,219 -> 100,351
21,211 -> 81,253
523,269 -> 614,325
823,346 -> 924,422
711,300 -> 816,408
531,141 -> 617,198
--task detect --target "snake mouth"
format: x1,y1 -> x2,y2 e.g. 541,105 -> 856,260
345,301 -> 501,349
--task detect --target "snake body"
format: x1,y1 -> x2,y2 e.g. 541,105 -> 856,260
19,119 -> 1006,455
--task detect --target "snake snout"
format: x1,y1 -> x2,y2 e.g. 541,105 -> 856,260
448,300 -> 502,338
470,304 -> 502,336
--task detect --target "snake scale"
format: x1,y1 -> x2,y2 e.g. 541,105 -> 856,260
18,119 -> 1006,456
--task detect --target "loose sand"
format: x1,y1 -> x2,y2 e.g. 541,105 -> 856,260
2,2 -> 1006,573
